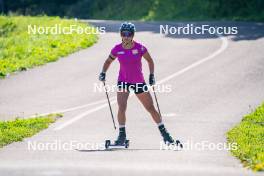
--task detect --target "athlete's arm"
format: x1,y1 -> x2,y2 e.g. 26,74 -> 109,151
99,54 -> 116,82
143,51 -> 154,74
102,54 -> 116,72
143,51 -> 156,85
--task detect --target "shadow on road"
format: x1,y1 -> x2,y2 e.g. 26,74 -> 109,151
75,148 -> 181,152
85,20 -> 264,41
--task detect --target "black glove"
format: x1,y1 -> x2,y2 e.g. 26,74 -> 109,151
99,72 -> 106,81
149,73 -> 155,85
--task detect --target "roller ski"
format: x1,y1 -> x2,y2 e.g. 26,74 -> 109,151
105,139 -> 129,149
105,127 -> 129,149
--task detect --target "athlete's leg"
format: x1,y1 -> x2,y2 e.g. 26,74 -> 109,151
135,92 -> 161,123
117,90 -> 130,125
115,89 -> 129,145
136,91 -> 177,144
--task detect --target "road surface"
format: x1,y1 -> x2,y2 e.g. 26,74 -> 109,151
0,21 -> 264,175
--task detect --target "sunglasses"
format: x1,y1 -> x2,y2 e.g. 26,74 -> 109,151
121,31 -> 133,37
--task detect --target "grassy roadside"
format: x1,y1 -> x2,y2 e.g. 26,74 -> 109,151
0,15 -> 98,78
0,114 -> 62,148
227,103 -> 264,171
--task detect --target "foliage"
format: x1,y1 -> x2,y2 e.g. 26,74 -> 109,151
227,103 -> 264,171
2,0 -> 264,21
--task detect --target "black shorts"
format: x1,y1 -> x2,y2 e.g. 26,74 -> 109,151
117,81 -> 148,94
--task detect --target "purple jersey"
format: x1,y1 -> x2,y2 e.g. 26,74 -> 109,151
111,41 -> 147,84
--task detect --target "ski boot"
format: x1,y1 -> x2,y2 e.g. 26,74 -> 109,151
159,125 -> 183,148
114,132 -> 127,145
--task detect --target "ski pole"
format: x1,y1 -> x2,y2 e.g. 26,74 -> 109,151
152,85 -> 162,119
103,81 -> 116,130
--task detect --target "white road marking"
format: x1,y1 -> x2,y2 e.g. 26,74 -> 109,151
54,34 -> 228,131
157,34 -> 228,84
162,113 -> 176,117
29,96 -> 116,118
54,99 -> 117,130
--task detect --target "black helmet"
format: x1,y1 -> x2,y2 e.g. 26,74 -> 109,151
119,22 -> 136,33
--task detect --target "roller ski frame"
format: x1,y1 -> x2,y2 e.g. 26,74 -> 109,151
164,139 -> 183,148
105,139 -> 130,149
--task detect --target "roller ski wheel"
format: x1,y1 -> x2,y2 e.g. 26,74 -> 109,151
175,139 -> 183,148
105,140 -> 111,149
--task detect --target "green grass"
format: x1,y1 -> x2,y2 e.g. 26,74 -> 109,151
227,103 -> 264,171
0,15 -> 98,78
0,113 -> 62,148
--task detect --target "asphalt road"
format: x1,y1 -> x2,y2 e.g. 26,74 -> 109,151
0,21 -> 264,176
